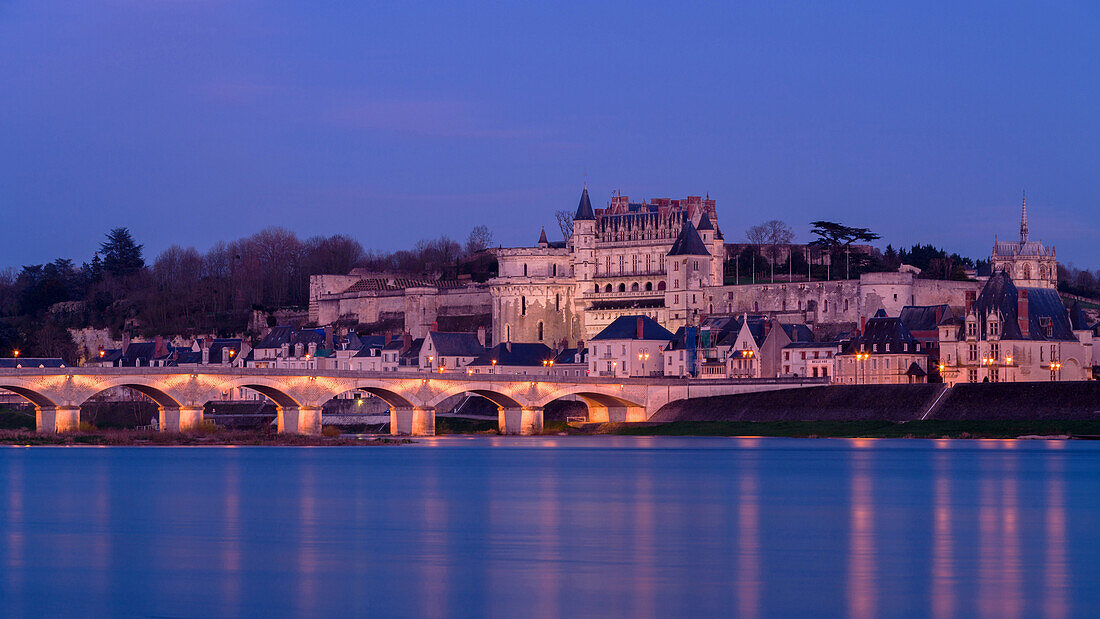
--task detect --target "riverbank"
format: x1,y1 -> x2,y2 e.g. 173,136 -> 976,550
590,419 -> 1100,439
0,428 -> 409,446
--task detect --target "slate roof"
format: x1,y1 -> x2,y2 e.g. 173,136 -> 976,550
469,342 -> 555,367
427,331 -> 484,357
905,362 -> 927,377
1070,301 -> 1090,331
255,326 -> 294,349
899,305 -> 952,333
780,323 -> 815,343
553,347 -> 586,364
843,314 -> 922,355
538,227 -> 549,245
961,271 -> 1077,342
667,220 -> 711,256
574,187 -> 595,221
591,315 -> 675,341
0,358 -> 66,368
696,211 -> 714,231
254,327 -> 325,350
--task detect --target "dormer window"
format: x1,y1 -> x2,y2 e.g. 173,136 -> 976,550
967,322 -> 977,337
989,320 -> 999,336
885,343 -> 891,352
872,344 -> 878,353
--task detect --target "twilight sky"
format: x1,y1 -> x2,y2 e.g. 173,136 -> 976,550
2,1 -> 1098,270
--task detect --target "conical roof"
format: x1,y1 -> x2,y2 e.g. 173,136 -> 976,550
538,227 -> 548,245
574,187 -> 595,220
696,211 -> 714,231
667,220 -> 711,256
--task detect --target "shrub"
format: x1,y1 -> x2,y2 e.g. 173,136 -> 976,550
321,426 -> 341,438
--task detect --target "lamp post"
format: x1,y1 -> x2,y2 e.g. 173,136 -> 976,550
637,351 -> 650,376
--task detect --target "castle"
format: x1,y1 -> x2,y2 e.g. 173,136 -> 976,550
310,187 -> 1070,353
490,188 -> 725,344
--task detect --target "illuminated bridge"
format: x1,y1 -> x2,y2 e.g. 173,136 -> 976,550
0,367 -> 827,435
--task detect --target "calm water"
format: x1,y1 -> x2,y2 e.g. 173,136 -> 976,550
1,437 -> 1098,618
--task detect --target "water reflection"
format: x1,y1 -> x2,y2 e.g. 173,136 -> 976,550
847,442 -> 876,619
0,439 -> 1093,616
1044,451 -> 1068,619
931,448 -> 954,619
736,447 -> 760,619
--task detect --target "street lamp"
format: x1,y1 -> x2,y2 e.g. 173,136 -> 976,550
12,349 -> 19,358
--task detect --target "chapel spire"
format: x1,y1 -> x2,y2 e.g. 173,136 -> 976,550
1020,191 -> 1029,243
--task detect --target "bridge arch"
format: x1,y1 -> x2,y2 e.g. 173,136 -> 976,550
423,384 -> 526,410
80,376 -> 184,409
221,377 -> 302,409
0,379 -> 57,408
350,382 -> 418,409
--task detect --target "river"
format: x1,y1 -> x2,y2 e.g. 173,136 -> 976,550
1,437 -> 1097,617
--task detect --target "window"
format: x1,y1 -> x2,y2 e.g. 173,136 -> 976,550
521,296 -> 526,316
967,322 -> 977,337
800,352 -> 806,360
990,321 -> 999,336
885,343 -> 891,352
537,322 -> 543,341
523,264 -> 528,276
990,343 -> 999,361
968,344 -> 978,361
968,369 -> 978,383
784,351 -> 790,361
555,294 -> 560,310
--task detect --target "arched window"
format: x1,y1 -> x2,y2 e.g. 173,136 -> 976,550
605,284 -> 612,293
657,281 -> 666,291
594,283 -> 599,292
555,293 -> 560,310
844,299 -> 849,311
523,264 -> 528,277
645,282 -> 653,291
618,283 -> 626,292
631,282 -> 639,291
552,264 -> 557,276
537,322 -> 544,341
521,296 -> 526,316
1023,264 -> 1032,280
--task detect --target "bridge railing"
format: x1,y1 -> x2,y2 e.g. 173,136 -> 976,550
0,365 -> 831,387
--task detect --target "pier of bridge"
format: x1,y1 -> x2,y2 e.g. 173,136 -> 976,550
0,368 -> 826,435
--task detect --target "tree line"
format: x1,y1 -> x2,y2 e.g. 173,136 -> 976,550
0,225 -> 495,362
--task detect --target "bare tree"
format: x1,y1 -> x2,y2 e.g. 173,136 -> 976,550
465,225 -> 493,254
745,225 -> 768,284
554,210 -> 574,241
761,220 -> 794,282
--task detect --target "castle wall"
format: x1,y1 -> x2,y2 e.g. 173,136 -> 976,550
491,280 -> 582,346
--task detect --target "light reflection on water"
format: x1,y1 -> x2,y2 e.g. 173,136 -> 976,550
0,438 -> 1096,617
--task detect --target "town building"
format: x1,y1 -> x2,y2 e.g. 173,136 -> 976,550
834,311 -> 930,385
420,330 -> 485,372
588,315 -> 674,378
937,271 -> 1093,384
780,341 -> 841,379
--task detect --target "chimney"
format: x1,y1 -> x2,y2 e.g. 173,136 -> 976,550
154,335 -> 168,358
637,316 -> 644,339
935,306 -> 943,324
477,326 -> 486,347
860,315 -> 866,335
1018,290 -> 1029,337
402,332 -> 412,352
965,290 -> 976,315
764,319 -> 771,337
577,340 -> 585,362
431,320 -> 439,333
201,345 -> 210,365
122,332 -> 131,350
324,326 -> 334,349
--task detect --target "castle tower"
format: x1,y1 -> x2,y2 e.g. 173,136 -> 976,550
571,185 -> 597,283
665,220 -> 712,329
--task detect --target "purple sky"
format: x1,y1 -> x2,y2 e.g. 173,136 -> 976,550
2,1 -> 1098,270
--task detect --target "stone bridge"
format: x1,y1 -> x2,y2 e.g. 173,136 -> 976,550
0,368 -> 827,435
